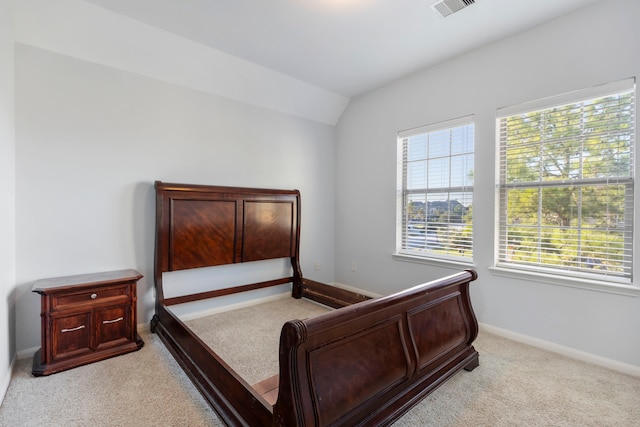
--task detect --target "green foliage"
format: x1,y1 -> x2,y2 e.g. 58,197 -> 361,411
501,91 -> 633,275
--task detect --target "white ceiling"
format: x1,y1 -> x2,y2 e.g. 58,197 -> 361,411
82,0 -> 601,98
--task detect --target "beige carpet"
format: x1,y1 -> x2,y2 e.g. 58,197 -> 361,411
1,298 -> 639,426
185,297 -> 331,385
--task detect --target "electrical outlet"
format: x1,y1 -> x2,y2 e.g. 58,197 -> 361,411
351,261 -> 357,272
315,262 -> 320,271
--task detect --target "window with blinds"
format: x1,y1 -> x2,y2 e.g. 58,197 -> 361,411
497,78 -> 635,283
397,116 -> 474,261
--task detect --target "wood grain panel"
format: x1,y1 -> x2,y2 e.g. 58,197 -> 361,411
408,293 -> 467,370
243,201 -> 294,261
308,318 -> 410,426
170,199 -> 236,270
52,312 -> 92,360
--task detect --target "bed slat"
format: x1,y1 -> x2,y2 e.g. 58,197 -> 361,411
253,375 -> 280,406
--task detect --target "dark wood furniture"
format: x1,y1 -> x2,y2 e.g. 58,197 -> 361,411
151,181 -> 479,426
32,269 -> 144,376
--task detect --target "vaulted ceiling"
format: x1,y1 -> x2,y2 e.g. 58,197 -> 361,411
83,0 -> 602,98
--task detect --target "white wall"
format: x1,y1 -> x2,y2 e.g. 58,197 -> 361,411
0,0 -> 16,402
11,0 -> 348,126
335,0 -> 640,367
14,45 -> 336,352
9,0 -> 640,375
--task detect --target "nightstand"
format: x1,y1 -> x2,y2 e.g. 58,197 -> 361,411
32,269 -> 144,376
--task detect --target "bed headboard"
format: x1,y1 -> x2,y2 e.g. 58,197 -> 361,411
154,181 -> 303,305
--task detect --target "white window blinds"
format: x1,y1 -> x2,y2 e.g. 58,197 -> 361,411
397,116 -> 474,261
496,78 -> 635,283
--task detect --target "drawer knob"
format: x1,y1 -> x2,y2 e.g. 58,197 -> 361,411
90,293 -> 97,299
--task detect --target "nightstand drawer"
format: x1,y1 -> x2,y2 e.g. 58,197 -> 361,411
52,285 -> 130,310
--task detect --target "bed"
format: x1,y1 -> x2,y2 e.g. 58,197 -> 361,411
150,181 -> 479,426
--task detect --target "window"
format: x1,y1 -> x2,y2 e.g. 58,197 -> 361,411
497,79 -> 635,284
396,116 -> 474,262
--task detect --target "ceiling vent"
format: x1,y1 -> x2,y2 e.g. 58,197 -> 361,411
431,0 -> 476,18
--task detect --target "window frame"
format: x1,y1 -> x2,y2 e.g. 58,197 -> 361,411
395,115 -> 475,265
494,78 -> 636,291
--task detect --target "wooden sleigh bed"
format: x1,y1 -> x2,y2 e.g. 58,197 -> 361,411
150,181 -> 479,426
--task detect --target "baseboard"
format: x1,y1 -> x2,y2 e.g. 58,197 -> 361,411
0,354 -> 16,405
174,291 -> 290,322
329,281 -> 382,298
138,321 -> 151,334
16,346 -> 39,361
480,322 -> 640,378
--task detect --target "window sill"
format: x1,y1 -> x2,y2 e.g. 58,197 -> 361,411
392,253 -> 475,270
489,266 -> 639,297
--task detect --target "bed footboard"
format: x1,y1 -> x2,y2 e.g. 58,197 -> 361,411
274,269 -> 479,427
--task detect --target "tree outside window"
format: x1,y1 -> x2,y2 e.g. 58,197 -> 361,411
497,79 -> 635,282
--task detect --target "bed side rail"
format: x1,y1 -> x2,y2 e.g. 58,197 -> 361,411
274,269 -> 479,427
302,278 -> 372,309
151,304 -> 273,426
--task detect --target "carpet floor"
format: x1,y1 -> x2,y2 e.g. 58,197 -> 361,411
1,297 -> 639,426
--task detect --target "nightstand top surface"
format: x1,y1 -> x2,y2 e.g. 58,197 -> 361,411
32,269 -> 142,293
